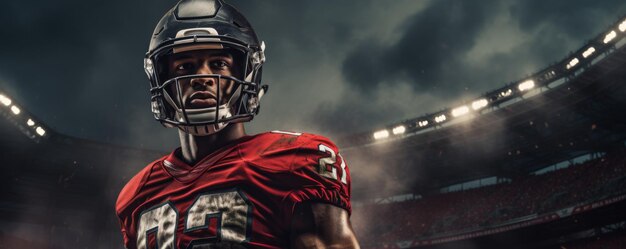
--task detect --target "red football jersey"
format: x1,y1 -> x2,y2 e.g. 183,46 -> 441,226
115,131 -> 351,249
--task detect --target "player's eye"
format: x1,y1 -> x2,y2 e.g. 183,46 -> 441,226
176,63 -> 192,71
175,62 -> 195,74
210,60 -> 230,70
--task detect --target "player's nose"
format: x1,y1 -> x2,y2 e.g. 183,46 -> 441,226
190,62 -> 216,90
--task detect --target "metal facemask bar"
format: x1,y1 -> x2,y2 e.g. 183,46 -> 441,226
156,74 -> 256,125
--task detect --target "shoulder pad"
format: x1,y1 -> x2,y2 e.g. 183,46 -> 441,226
244,131 -> 309,156
240,131 -> 325,172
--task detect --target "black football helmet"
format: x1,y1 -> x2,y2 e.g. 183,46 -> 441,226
144,0 -> 267,136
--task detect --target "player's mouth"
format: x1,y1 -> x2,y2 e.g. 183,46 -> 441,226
187,91 -> 218,108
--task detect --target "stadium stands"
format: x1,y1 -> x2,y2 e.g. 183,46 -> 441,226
550,231 -> 626,249
353,149 -> 626,247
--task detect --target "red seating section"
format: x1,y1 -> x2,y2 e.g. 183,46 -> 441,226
352,150 -> 626,247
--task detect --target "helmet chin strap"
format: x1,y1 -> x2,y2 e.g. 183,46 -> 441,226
178,105 -> 233,136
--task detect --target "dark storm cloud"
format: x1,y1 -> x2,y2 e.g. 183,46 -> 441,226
505,0 -> 626,67
312,0 -> 626,135
342,0 -> 626,97
343,0 -> 500,94
319,0 -> 506,134
231,0 -> 431,138
510,0 -> 624,37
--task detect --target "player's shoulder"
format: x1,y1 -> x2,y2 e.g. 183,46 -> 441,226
115,156 -> 166,214
245,130 -> 337,153
239,131 -> 340,171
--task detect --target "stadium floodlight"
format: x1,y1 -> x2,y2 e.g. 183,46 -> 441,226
392,125 -> 406,135
620,19 -> 626,32
373,129 -> 389,140
27,119 -> 35,126
451,105 -> 469,117
518,80 -> 535,92
472,99 -> 488,110
603,30 -> 616,44
10,105 -> 20,115
566,58 -> 579,69
0,94 -> 11,106
435,114 -> 447,123
500,89 -> 512,97
582,47 -> 596,58
418,120 -> 429,127
35,126 -> 46,136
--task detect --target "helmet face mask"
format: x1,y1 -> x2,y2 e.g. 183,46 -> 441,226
144,0 -> 267,136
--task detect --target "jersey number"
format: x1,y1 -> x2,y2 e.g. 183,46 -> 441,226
318,144 -> 348,184
136,189 -> 252,249
271,132 -> 347,185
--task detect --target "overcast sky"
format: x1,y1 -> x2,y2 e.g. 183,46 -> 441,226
1,0 -> 625,152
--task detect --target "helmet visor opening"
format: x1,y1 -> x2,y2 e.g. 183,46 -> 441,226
155,45 -> 247,82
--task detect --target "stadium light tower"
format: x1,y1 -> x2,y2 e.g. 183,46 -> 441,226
373,129 -> 390,140
435,114 -> 447,123
452,106 -> 469,117
472,99 -> 488,110
518,80 -> 535,92
500,89 -> 512,97
603,30 -> 617,43
35,126 -> 46,136
0,89 -> 51,141
582,47 -> 596,58
392,125 -> 406,135
567,58 -> 579,70
418,120 -> 429,127
620,19 -> 626,32
10,105 -> 21,115
0,94 -> 11,106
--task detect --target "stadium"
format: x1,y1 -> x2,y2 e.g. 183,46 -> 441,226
1,9 -> 626,249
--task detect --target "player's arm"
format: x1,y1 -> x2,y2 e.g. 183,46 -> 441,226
290,202 -> 360,249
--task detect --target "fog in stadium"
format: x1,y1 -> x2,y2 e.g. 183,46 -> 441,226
2,0 -> 626,248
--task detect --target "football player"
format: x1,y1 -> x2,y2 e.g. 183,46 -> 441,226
115,0 -> 360,248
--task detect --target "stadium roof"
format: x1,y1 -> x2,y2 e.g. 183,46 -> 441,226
340,16 -> 626,149
343,16 -> 626,198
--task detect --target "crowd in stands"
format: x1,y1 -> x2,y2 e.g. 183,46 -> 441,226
559,232 -> 626,249
352,149 -> 626,247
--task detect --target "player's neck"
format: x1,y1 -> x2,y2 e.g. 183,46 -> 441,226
178,123 -> 246,165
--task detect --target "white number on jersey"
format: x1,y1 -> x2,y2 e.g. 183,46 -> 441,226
136,189 -> 252,249
137,202 -> 178,249
317,144 -> 348,185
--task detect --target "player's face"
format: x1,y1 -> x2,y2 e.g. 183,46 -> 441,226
166,49 -> 240,109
